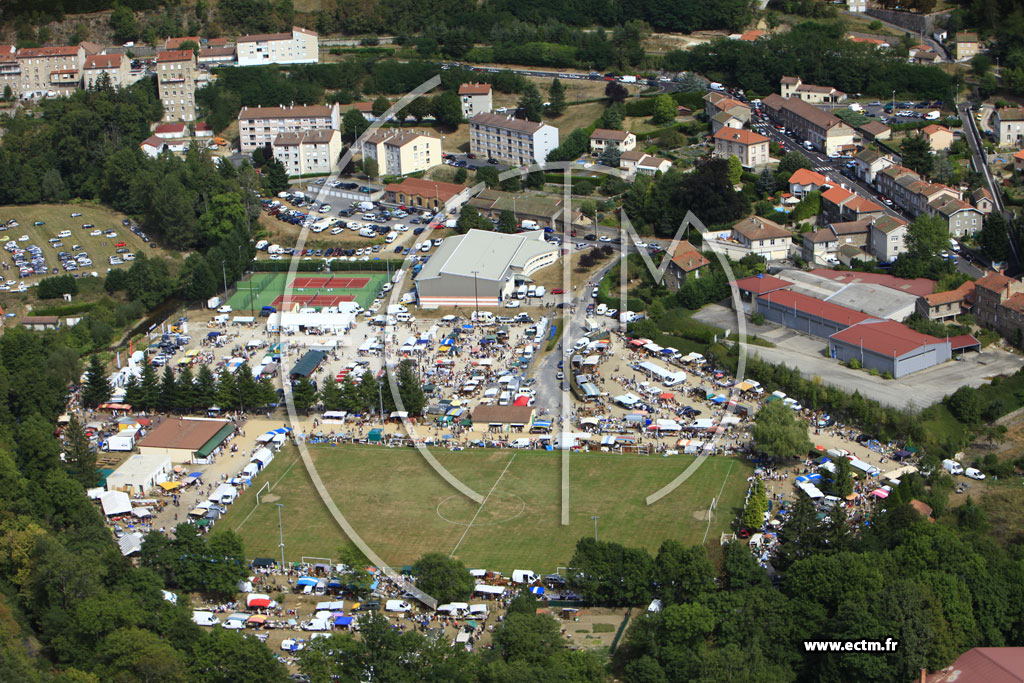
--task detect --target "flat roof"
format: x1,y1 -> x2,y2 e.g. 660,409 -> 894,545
471,405 -> 535,424
291,350 -> 326,377
138,419 -> 231,451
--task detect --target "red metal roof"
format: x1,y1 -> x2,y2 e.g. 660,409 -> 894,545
731,275 -> 791,295
948,334 -> 980,351
829,319 -> 941,359
759,289 -> 875,327
807,269 -> 935,297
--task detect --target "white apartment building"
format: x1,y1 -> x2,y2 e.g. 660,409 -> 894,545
469,113 -> 559,166
361,130 -> 441,176
237,103 -> 340,153
156,50 -> 197,122
458,82 -> 492,118
237,26 -> 318,67
271,129 -> 341,176
83,53 -> 130,89
16,45 -> 86,98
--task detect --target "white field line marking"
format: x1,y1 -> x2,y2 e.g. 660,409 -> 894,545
449,453 -> 518,557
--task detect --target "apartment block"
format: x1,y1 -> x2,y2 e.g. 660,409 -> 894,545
361,131 -> 441,176
458,82 -> 492,119
237,103 -> 340,153
712,128 -> 770,168
469,113 -> 559,166
156,50 -> 197,122
0,45 -> 18,97
16,45 -> 86,98
271,129 -> 341,177
237,26 -> 318,67
83,54 -> 130,89
761,94 -> 856,155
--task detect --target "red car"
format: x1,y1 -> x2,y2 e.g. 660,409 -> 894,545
551,288 -> 565,295
115,242 -> 127,248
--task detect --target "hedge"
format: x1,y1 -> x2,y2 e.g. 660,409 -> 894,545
33,301 -> 97,316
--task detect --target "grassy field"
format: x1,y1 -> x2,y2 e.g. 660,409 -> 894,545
0,203 -> 175,278
228,443 -> 751,573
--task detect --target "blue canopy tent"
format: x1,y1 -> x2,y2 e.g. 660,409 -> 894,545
529,586 -> 545,595
334,616 -> 354,627
296,577 -> 318,587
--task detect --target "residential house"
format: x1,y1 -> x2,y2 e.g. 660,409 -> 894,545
852,148 -> 896,183
361,130 -> 441,176
837,244 -> 875,266
383,178 -> 467,211
164,36 -> 199,50
619,151 -> 672,176
916,280 -> 975,321
778,76 -> 847,104
993,107 -> 1024,148
349,102 -> 376,122
761,94 -> 856,155
954,32 -> 980,62
236,26 -> 318,67
139,135 -> 165,158
712,128 -> 770,168
737,29 -> 766,41
703,92 -> 751,123
82,53 -> 129,89
858,120 -> 892,141
16,45 -> 86,98
728,216 -> 792,260
589,129 -> 637,156
874,165 -> 961,218
847,0 -> 867,11
237,103 -> 340,153
194,121 -> 213,138
973,271 -> 1024,338
928,196 -> 982,238
154,122 -> 188,139
868,214 -> 909,262
20,316 -> 60,331
788,168 -> 828,198
468,113 -> 559,166
664,241 -> 710,290
972,187 -> 995,214
156,49 -> 197,122
458,83 -> 492,118
920,124 -> 954,151
271,129 -> 341,176
802,229 -> 839,265
0,45 -> 18,97
711,110 -> 745,133
847,34 -> 891,49
820,185 -> 885,225
909,45 -> 941,64
1016,149 -> 1024,172
829,217 -> 872,249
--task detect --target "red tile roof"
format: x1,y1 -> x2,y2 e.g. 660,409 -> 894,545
666,241 -> 709,272
164,36 -> 199,50
155,123 -> 187,134
712,128 -> 768,146
975,271 -> 1017,294
759,289 -> 875,327
84,54 -> 122,69
923,280 -> 975,306
383,177 -> 466,203
829,319 -> 942,358
788,168 -> 828,187
730,275 -> 791,295
821,185 -> 853,204
927,647 -> 1024,683
458,82 -> 492,95
157,50 -> 194,62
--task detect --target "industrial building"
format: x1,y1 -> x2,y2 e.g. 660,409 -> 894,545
415,229 -> 558,307
137,418 -> 234,464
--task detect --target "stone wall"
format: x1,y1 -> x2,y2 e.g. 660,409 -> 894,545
864,8 -> 949,36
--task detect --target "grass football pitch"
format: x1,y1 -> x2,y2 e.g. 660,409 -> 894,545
228,444 -> 751,574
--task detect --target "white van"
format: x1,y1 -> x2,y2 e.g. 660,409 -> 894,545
213,314 -> 229,324
359,227 -> 376,238
498,391 -> 511,406
942,459 -> 964,475
527,285 -> 537,297
925,110 -> 941,120
520,219 -> 539,230
384,231 -> 398,243
192,611 -> 220,626
472,311 -> 494,323
357,201 -> 374,211
595,303 -> 608,316
255,240 -> 269,250
395,312 -> 412,322
58,230 -> 72,238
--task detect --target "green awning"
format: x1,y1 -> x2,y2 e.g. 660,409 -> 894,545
195,423 -> 235,459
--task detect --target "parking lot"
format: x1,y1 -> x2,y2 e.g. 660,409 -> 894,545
0,203 -> 168,289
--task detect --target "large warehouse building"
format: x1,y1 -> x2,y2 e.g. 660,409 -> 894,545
137,418 -> 234,464
415,229 -> 558,307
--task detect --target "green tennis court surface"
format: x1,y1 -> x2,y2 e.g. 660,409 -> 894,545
226,272 -> 387,311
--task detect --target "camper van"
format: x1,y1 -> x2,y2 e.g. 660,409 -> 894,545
942,459 -> 964,475
472,311 -> 494,324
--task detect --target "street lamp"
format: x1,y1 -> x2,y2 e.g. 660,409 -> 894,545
276,503 -> 286,570
471,270 -> 480,320
891,90 -> 896,114
221,260 -> 228,295
591,515 -> 600,541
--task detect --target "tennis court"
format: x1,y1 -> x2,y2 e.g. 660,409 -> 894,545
226,271 -> 387,311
